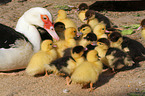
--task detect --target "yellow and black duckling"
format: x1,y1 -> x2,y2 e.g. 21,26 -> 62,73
71,50 -> 103,91
77,3 -> 89,23
55,27 -> 77,58
108,31 -> 123,50
95,38 -> 133,72
54,22 -> 65,40
108,31 -> 145,64
55,9 -> 77,29
79,32 -> 97,47
45,46 -> 85,85
85,10 -> 112,29
78,24 -> 92,38
84,10 -> 99,29
93,23 -> 108,39
121,36 -> 145,64
25,40 -> 57,76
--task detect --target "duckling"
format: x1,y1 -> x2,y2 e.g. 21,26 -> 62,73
108,31 -> 123,49
77,3 -> 89,23
84,10 -> 99,29
25,40 -> 57,76
54,22 -> 65,40
95,38 -> 133,72
85,10 -> 112,29
93,23 -> 108,39
55,27 -> 77,57
121,36 -> 145,64
71,50 -> 103,91
55,9 -> 77,29
78,24 -> 92,37
139,19 -> 145,39
45,46 -> 85,85
79,32 -> 97,47
108,31 -> 145,64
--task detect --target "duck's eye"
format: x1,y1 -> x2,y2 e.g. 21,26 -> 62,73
102,28 -> 105,30
74,31 -> 76,33
43,16 -> 47,20
50,44 -> 52,45
83,29 -> 85,31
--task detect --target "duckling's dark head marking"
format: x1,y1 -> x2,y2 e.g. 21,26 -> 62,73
109,31 -> 122,42
141,19 -> 145,28
72,46 -> 84,54
85,10 -> 95,19
78,3 -> 89,11
54,22 -> 65,32
98,38 -> 110,47
84,32 -> 97,41
78,24 -> 91,31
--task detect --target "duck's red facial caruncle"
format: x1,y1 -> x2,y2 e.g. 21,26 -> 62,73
41,15 -> 59,41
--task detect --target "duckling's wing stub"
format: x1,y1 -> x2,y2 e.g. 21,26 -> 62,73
0,24 -> 28,48
122,36 -> 145,62
50,56 -> 72,70
95,12 -> 111,28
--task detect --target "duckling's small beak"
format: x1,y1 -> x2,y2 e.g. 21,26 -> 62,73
83,17 -> 88,21
77,32 -> 83,37
52,44 -> 57,48
137,26 -> 142,31
84,47 -> 88,51
75,8 -> 79,12
91,41 -> 97,46
105,30 -> 110,33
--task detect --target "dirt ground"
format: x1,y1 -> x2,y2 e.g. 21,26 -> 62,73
0,0 -> 145,96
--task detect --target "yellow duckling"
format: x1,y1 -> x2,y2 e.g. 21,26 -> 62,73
93,23 -> 108,39
25,40 -> 57,76
78,24 -> 95,47
71,50 -> 103,91
78,24 -> 92,37
94,38 -> 109,66
55,9 -> 77,29
55,27 -> 77,57
77,3 -> 89,23
84,10 -> 99,29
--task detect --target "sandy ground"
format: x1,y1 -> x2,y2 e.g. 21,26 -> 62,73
0,0 -> 145,96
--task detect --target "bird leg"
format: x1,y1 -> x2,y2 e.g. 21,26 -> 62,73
89,83 -> 94,92
66,76 -> 71,86
44,70 -> 49,77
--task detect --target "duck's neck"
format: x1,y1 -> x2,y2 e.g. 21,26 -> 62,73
15,16 -> 41,53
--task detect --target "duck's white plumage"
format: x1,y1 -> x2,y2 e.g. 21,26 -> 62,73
0,7 -> 59,71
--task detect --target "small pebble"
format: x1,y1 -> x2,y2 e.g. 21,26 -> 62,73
63,89 -> 69,93
135,88 -> 139,91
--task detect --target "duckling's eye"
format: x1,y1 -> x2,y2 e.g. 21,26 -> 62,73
50,44 -> 52,45
74,31 -> 76,33
99,43 -> 102,45
102,28 -> 104,30
83,29 -> 85,31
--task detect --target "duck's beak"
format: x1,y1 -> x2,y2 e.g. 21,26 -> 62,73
44,24 -> 60,41
41,15 -> 60,41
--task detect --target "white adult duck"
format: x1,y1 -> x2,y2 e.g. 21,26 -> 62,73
0,7 -> 59,71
